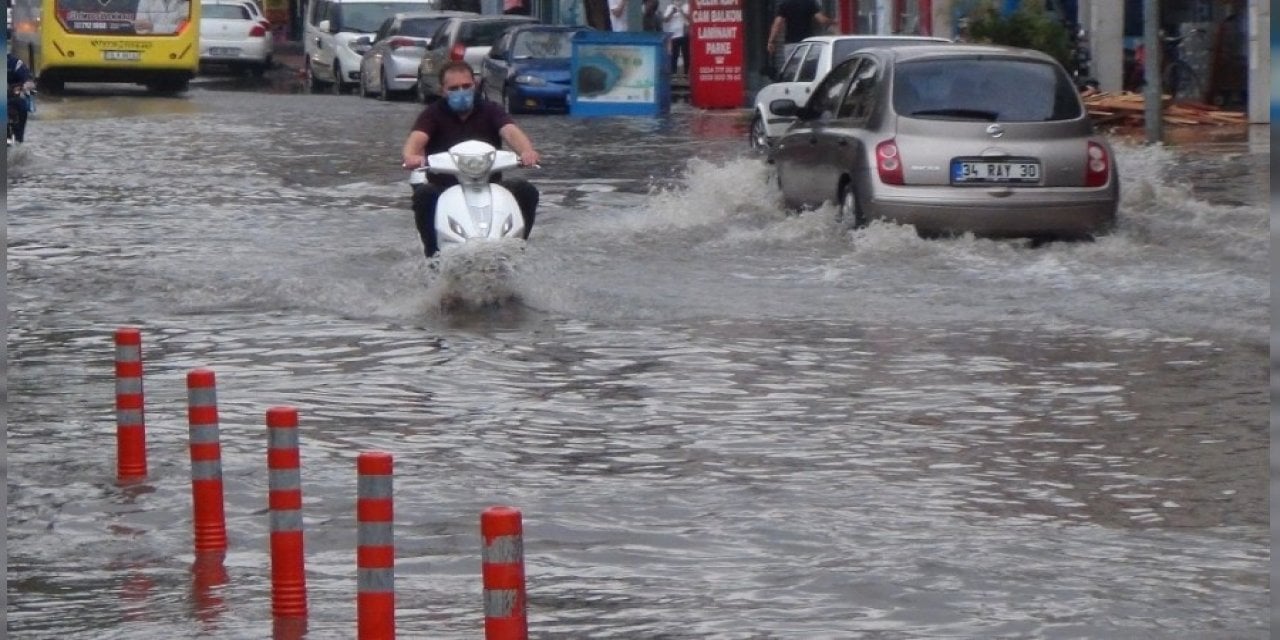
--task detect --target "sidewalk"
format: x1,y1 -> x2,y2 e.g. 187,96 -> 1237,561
272,38 -> 306,75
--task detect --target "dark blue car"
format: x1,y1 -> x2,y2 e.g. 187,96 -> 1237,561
481,24 -> 592,114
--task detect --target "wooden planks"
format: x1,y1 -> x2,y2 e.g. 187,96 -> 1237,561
1081,91 -> 1248,129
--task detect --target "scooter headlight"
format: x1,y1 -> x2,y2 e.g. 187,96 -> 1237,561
451,149 -> 495,181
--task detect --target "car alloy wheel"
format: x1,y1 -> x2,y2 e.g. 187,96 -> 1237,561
749,114 -> 768,151
837,183 -> 865,229
307,60 -> 325,93
504,86 -> 521,114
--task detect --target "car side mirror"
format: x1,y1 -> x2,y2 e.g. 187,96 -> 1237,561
318,19 -> 333,33
770,98 -> 800,118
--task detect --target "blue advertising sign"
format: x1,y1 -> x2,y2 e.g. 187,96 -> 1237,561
570,31 -> 670,117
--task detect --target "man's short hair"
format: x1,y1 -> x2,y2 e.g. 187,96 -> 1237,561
438,60 -> 475,87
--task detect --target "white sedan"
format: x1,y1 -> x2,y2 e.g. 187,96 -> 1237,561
749,34 -> 949,151
199,0 -> 274,77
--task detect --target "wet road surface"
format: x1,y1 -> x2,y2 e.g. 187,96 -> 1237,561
6,78 -> 1270,638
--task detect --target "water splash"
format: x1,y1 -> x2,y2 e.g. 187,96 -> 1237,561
425,239 -> 526,311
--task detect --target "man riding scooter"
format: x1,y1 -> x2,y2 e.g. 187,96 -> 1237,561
400,60 -> 542,259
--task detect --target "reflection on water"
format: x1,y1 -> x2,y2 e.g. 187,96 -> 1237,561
6,91 -> 1269,638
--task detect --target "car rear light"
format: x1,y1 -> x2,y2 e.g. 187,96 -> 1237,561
1085,141 -> 1110,187
450,42 -> 466,61
258,20 -> 271,30
389,37 -> 416,49
876,140 -> 904,185
249,24 -> 266,37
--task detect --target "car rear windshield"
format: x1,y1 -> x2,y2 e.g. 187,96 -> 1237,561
339,2 -> 434,32
460,19 -> 527,47
512,30 -> 575,59
204,4 -> 251,19
893,57 -> 1083,122
402,16 -> 448,37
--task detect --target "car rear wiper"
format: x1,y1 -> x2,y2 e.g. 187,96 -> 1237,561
906,108 -> 1000,121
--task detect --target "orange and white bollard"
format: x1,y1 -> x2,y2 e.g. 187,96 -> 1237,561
114,327 -> 147,481
481,506 -> 527,640
356,451 -> 395,640
267,406 -> 308,619
187,368 -> 227,553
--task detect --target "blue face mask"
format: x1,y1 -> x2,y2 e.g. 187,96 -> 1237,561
446,87 -> 475,113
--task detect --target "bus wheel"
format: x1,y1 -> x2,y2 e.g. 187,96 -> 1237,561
148,78 -> 188,95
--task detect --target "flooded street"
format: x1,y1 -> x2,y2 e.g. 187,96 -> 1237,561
6,80 -> 1270,639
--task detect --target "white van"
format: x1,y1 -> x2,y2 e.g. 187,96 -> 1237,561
303,0 -> 440,92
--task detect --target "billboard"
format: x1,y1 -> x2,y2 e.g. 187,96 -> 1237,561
689,0 -> 744,109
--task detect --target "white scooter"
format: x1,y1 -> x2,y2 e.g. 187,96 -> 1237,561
409,139 -> 527,253
409,139 -> 532,308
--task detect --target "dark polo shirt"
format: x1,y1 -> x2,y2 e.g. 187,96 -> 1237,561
412,99 -> 515,187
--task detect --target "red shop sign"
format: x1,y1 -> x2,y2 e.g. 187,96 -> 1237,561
689,0 -> 744,109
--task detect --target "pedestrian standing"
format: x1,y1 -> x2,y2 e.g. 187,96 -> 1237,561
662,0 -> 689,76
641,0 -> 661,32
766,0 -> 831,76
608,0 -> 628,32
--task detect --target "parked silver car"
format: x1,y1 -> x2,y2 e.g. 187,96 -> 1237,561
750,34 -> 949,150
302,0 -> 436,94
415,13 -> 538,103
767,44 -> 1119,241
357,10 -> 476,100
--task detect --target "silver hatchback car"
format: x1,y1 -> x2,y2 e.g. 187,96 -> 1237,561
768,44 -> 1119,241
415,13 -> 538,103
357,10 -> 477,100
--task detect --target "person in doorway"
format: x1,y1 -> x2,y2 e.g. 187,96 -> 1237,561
607,0 -> 628,31
7,51 -> 33,144
641,0 -> 660,32
503,0 -> 530,15
400,61 -> 542,259
662,0 -> 689,76
766,0 -> 831,74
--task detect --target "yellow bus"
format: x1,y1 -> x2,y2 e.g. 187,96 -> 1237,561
11,0 -> 199,93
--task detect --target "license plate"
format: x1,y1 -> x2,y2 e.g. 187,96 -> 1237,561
951,159 -> 1041,184
209,47 -> 241,56
103,50 -> 141,61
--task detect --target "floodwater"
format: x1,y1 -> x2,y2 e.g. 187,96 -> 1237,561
6,79 -> 1270,639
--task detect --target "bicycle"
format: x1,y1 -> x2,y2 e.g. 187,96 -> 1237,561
1126,28 -> 1207,103
1161,28 -> 1207,103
